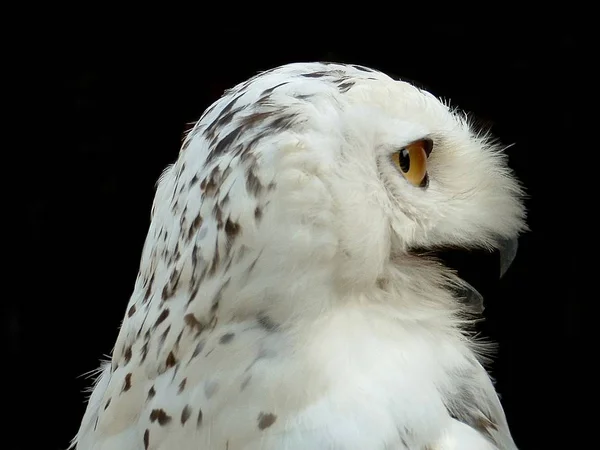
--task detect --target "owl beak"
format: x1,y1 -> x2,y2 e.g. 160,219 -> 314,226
498,237 -> 519,278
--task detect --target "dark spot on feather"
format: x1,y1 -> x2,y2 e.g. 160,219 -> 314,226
122,373 -> 132,392
175,330 -> 184,348
169,268 -> 182,289
208,127 -> 244,163
197,409 -> 203,427
338,81 -> 355,93
166,351 -> 177,368
143,429 -> 149,449
254,206 -> 263,222
219,332 -> 235,344
181,405 -> 191,425
204,178 -> 217,196
127,304 -> 136,317
203,95 -> 243,139
213,204 -> 223,227
209,247 -> 220,276
302,71 -> 328,78
153,309 -> 170,328
140,342 -> 149,363
270,114 -> 296,130
123,345 -> 132,364
247,253 -> 261,275
191,340 -> 205,359
352,64 -> 375,72
225,218 -> 240,238
148,386 -> 156,400
104,398 -> 111,410
246,171 -> 263,197
261,81 -> 288,96
257,314 -> 278,332
211,105 -> 245,133
184,313 -> 203,332
178,377 -> 187,394
150,409 -> 172,425
257,412 -> 277,430
242,111 -> 272,127
157,325 -> 171,352
211,279 -> 229,313
220,193 -> 230,207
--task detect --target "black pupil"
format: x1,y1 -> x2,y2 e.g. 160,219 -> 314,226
399,149 -> 410,172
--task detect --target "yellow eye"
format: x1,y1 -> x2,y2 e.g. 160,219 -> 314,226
391,139 -> 432,187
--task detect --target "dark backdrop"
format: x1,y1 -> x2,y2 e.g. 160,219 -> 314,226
14,27 -> 578,450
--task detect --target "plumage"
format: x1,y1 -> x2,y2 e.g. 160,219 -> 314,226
72,62 -> 527,450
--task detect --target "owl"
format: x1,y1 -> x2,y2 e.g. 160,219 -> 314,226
72,62 -> 526,450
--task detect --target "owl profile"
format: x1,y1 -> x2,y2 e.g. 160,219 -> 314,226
72,62 -> 526,450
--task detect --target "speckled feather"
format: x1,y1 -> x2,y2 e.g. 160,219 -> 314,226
72,62 -> 526,450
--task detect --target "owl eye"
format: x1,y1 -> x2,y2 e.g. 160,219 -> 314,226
391,139 -> 432,188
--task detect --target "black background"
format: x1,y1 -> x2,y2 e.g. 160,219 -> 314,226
13,23 -> 578,450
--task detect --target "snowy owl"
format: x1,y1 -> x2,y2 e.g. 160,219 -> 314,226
72,62 -> 526,450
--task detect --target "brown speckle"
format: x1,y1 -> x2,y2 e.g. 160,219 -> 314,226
128,304 -> 136,317
246,171 -> 263,197
147,386 -> 156,400
204,178 -> 217,196
123,345 -> 132,364
224,218 -> 240,238
166,351 -> 177,368
122,373 -> 132,392
178,378 -> 187,394
254,206 -> 262,222
150,408 -> 172,425
188,215 -> 203,240
196,408 -> 203,427
104,398 -> 111,410
219,332 -> 235,344
143,429 -> 149,449
258,412 -> 277,430
184,313 -> 202,331
140,341 -> 149,363
181,405 -> 191,425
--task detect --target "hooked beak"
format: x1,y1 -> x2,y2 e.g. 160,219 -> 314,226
498,237 -> 519,278
452,237 -> 519,314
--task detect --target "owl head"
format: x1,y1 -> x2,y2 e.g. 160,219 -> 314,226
150,62 -> 527,319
